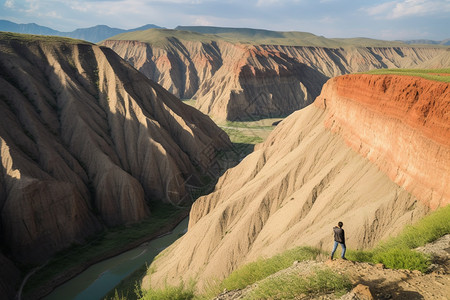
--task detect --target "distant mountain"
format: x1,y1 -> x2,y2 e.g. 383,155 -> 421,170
0,20 -> 59,35
0,20 -> 162,43
402,38 -> 450,46
175,25 -> 411,47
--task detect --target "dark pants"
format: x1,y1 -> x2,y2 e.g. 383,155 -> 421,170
331,241 -> 346,259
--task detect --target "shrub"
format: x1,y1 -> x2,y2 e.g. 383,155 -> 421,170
347,205 -> 450,272
372,248 -> 430,272
138,281 -> 195,300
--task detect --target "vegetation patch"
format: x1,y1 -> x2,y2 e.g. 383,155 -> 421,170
247,267 -> 351,300
0,32 -> 90,45
347,205 -> 450,272
196,247 -> 321,299
221,127 -> 264,145
136,281 -> 195,300
221,247 -> 321,291
364,68 -> 450,83
181,99 -> 196,107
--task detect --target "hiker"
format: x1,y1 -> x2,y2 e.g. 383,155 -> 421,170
330,221 -> 346,260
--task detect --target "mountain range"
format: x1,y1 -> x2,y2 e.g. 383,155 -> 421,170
1,20 -> 449,46
0,20 -> 162,43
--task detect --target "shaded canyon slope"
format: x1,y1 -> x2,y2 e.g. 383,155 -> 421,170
143,74 -> 449,290
102,28 -> 449,121
0,32 -> 231,270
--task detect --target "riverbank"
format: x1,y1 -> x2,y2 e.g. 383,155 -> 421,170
23,207 -> 190,300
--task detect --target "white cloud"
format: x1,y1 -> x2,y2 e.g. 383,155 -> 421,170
256,0 -> 302,6
193,16 -> 213,26
319,16 -> 338,24
4,0 -> 14,8
379,28 -> 432,39
365,0 -> 450,19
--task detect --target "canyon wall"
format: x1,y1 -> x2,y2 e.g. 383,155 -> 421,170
103,35 -> 448,121
102,39 -> 329,121
315,74 -> 450,209
143,74 -> 449,290
0,33 -> 230,268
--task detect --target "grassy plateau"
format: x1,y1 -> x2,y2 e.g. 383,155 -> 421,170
365,68 -> 450,83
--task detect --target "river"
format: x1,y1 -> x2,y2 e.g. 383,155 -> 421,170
43,218 -> 189,300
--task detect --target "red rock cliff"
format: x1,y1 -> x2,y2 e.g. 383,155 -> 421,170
315,74 -> 450,208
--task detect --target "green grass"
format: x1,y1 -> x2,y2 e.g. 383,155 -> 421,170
137,281 -> 195,300
0,31 -> 90,45
246,268 -> 351,300
220,247 -> 321,291
196,247 -> 321,299
220,128 -> 264,145
347,205 -> 450,272
181,99 -> 196,108
224,119 -> 281,129
365,68 -> 450,83
24,203 -> 187,296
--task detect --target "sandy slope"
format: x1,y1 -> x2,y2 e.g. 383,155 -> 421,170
142,74 -> 449,291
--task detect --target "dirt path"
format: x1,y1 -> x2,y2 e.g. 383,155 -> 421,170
328,259 -> 449,299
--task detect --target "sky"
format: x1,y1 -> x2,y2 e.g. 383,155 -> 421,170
1,0 -> 449,40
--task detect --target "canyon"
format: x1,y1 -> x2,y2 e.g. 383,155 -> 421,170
0,32 -> 230,299
102,27 -> 449,121
143,74 -> 449,291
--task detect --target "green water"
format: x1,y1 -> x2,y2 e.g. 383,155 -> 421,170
43,218 -> 189,300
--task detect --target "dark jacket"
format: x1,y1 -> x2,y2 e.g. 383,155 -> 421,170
333,226 -> 345,244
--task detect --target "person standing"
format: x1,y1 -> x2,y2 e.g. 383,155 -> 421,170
330,221 -> 346,260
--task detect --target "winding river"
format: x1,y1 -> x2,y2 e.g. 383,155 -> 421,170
43,218 -> 189,300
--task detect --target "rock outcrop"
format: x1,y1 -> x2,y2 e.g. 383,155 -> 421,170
102,29 -> 448,121
143,74 -> 449,290
0,32 -> 230,268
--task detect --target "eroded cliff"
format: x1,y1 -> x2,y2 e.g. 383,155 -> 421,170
102,39 -> 328,121
0,33 -> 230,267
143,74 -> 449,290
102,30 -> 448,121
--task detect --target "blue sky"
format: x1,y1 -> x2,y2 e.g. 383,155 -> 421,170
1,0 -> 449,40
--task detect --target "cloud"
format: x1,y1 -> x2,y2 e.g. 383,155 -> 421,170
319,16 -> 338,24
256,0 -> 301,6
193,16 -> 213,26
4,0 -> 14,8
365,0 -> 450,19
